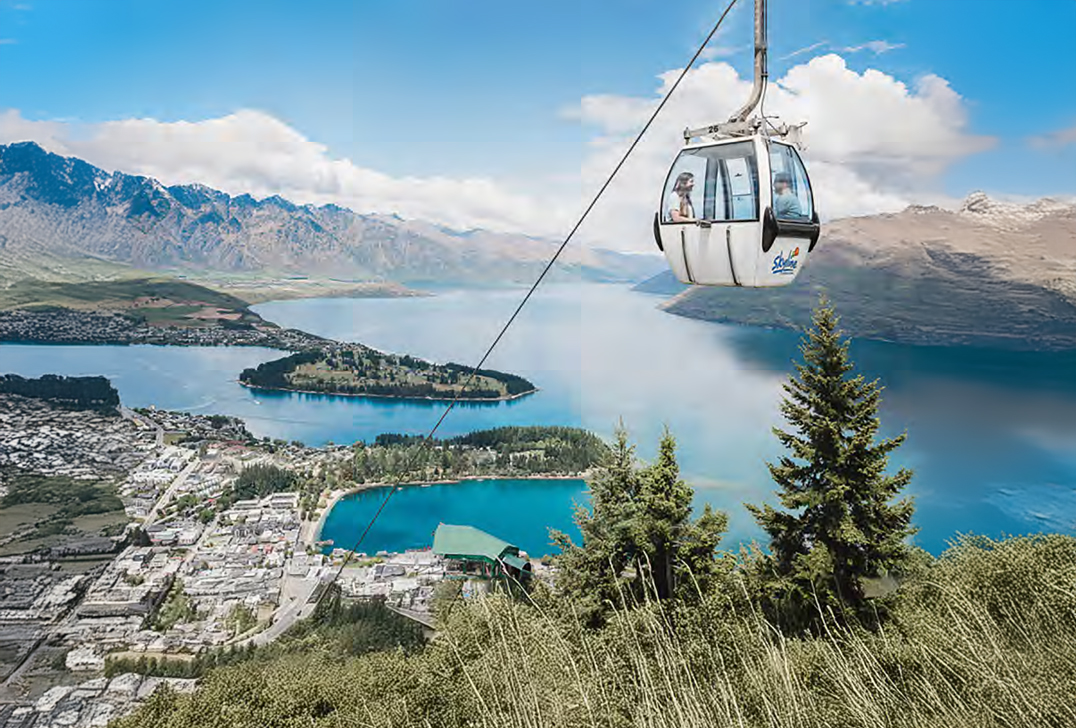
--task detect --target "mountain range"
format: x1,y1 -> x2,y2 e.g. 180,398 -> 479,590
648,192 -> 1076,350
3,140 -> 1074,350
0,142 -> 661,287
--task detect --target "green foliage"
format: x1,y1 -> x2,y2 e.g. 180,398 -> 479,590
0,373 -> 119,410
149,580 -> 198,632
342,426 -> 608,484
0,472 -> 125,542
240,351 -> 319,389
225,604 -> 257,637
442,361 -> 536,396
238,348 -> 537,400
108,592 -> 424,683
113,535 -> 1076,728
747,296 -> 916,632
551,426 -> 728,626
215,463 -> 299,511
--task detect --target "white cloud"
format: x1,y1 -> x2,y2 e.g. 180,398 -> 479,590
568,54 -> 995,248
0,109 -> 69,151
781,39 -> 903,61
839,40 -> 905,54
700,44 -> 745,60
1029,122 -> 1076,149
0,54 -> 995,252
780,40 -> 830,61
0,108 -> 574,238
0,39 -> 18,45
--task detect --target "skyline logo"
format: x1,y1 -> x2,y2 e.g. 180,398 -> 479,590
772,246 -> 800,275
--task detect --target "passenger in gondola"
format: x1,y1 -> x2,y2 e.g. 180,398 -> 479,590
773,172 -> 803,219
668,172 -> 696,222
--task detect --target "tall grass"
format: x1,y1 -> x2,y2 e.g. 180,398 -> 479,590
116,534 -> 1076,728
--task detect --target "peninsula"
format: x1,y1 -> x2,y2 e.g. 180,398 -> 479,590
0,278 -> 540,402
239,348 -> 538,402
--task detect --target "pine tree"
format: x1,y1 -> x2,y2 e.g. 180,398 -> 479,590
747,296 -> 916,630
552,426 -> 727,625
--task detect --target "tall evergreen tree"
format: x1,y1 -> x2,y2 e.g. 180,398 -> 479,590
747,296 -> 916,629
552,426 -> 727,625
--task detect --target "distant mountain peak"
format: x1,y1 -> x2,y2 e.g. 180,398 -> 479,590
958,191 -> 1076,229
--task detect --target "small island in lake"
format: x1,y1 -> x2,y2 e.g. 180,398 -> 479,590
239,347 -> 538,401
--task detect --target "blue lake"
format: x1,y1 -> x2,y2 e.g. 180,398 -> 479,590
2,283 -> 1075,555
319,480 -> 589,558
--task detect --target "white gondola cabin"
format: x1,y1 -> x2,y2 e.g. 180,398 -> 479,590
653,133 -> 819,287
652,0 -> 820,287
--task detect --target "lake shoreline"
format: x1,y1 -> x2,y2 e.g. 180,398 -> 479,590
239,379 -> 539,403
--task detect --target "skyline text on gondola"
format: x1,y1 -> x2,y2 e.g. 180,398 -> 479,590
772,247 -> 800,275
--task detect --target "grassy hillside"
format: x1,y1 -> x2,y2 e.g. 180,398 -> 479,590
0,236 -> 144,284
0,277 -> 268,328
0,471 -> 126,556
113,534 -> 1076,728
0,277 -> 248,310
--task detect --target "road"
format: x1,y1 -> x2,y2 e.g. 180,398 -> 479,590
235,574 -> 321,647
143,457 -> 200,527
119,405 -> 164,447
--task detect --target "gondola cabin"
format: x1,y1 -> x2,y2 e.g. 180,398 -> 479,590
654,135 -> 820,287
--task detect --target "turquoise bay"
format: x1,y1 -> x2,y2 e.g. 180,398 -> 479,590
2,283 -> 1075,555
319,479 -> 588,558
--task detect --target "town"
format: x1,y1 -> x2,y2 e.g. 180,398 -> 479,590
0,308 -> 330,351
0,391 -> 562,726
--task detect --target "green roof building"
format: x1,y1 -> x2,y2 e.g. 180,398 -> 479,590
432,524 -> 532,582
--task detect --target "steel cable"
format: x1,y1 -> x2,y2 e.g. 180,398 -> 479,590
317,0 -> 742,604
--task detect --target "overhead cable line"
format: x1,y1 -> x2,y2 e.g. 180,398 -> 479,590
317,0 -> 742,603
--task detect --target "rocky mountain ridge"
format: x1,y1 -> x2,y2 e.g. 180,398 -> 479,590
0,142 -> 659,285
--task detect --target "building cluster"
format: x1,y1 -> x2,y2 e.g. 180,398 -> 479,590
335,549 -> 445,612
0,563 -> 92,687
117,446 -> 198,522
0,673 -> 197,728
133,407 -> 253,444
0,394 -> 156,479
0,392 -> 538,723
56,547 -> 184,667
0,309 -> 139,345
0,564 -> 86,623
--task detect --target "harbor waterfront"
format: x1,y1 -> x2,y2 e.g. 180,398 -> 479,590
3,284 -> 1075,554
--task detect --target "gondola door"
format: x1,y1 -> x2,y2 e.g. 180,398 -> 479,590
657,140 -> 763,286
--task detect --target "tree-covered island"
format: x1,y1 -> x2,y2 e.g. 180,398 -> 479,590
239,347 -> 538,401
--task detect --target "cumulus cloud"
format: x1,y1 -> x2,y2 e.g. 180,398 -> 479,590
0,54 -> 994,252
0,108 -> 574,237
1029,122 -> 1076,149
568,54 -> 995,248
0,109 -> 69,151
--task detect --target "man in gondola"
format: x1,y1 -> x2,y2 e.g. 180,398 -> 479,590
773,172 -> 803,219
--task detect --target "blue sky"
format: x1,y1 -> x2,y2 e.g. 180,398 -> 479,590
1,0 -> 1074,238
